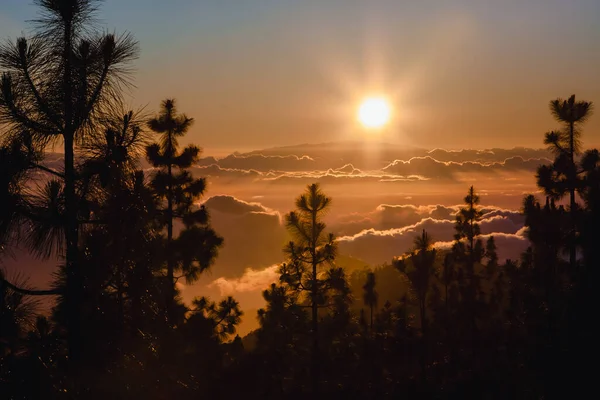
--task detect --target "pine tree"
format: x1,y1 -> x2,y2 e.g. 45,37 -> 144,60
485,236 -> 498,275
0,0 -> 138,361
282,183 -> 337,394
538,94 -> 593,268
453,186 -> 484,338
362,272 -> 378,333
439,253 -> 454,315
579,150 -> 600,273
395,229 -> 436,336
146,99 -> 223,324
453,186 -> 484,266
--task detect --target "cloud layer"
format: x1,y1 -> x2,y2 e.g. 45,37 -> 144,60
10,143 -> 544,337
201,195 -> 287,277
209,265 -> 280,296
188,143 -> 551,186
336,215 -> 528,266
205,195 -> 528,303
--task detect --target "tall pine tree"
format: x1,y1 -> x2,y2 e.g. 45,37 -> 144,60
281,183 -> 337,395
146,99 -> 223,325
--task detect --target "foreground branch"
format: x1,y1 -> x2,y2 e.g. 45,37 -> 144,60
0,277 -> 62,296
31,162 -> 65,179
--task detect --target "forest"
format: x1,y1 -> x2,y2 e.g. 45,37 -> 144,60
0,1 -> 598,399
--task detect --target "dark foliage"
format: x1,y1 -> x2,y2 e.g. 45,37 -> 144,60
145,98 -> 223,326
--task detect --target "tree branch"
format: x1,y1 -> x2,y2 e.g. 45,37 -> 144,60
77,63 -> 109,130
1,277 -> 62,296
6,101 -> 56,137
30,162 -> 64,179
21,60 -> 62,130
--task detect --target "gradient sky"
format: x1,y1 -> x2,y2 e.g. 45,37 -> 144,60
1,0 -> 599,154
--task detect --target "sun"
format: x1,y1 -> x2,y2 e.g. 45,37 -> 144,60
358,97 -> 391,129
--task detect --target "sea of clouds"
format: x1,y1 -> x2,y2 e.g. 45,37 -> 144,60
2,142 -> 549,335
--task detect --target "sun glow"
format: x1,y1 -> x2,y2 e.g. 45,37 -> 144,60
358,97 -> 391,129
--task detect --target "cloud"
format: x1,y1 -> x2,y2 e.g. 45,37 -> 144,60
336,208 -> 526,266
382,156 -> 551,179
201,195 -> 287,277
427,148 -> 552,163
480,215 -> 522,235
191,164 -> 263,180
209,265 -> 280,296
241,142 -> 551,165
188,143 -> 552,183
327,163 -> 363,175
197,153 -> 316,172
333,204 -> 458,236
262,172 -> 426,184
336,218 -> 456,265
190,162 -> 427,184
433,231 -> 529,262
430,205 -> 457,220
203,195 -> 278,216
481,207 -> 525,223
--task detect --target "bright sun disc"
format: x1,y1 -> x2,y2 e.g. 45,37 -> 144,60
358,97 -> 391,129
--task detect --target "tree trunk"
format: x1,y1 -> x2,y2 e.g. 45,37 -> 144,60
444,282 -> 450,342
116,264 -> 124,334
311,269 -> 319,395
468,254 -> 477,343
166,161 -> 174,324
112,205 -> 125,334
569,121 -> 577,268
370,304 -> 373,333
62,19 -> 82,364
420,298 -> 427,381
65,126 -> 81,364
444,283 -> 448,312
311,208 -> 319,395
130,265 -> 143,335
420,299 -> 426,336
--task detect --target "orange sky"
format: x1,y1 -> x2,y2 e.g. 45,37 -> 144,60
2,1 -> 599,154
128,2 -> 600,154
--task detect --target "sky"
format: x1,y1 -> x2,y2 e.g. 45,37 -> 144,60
1,0 -> 600,154
2,0 -> 600,335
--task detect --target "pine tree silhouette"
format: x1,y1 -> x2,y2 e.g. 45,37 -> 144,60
453,186 -> 484,345
282,183 -> 337,395
362,271 -> 378,333
145,99 -> 223,325
538,95 -> 593,268
395,229 -> 436,337
484,236 -> 498,275
0,0 -> 138,361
